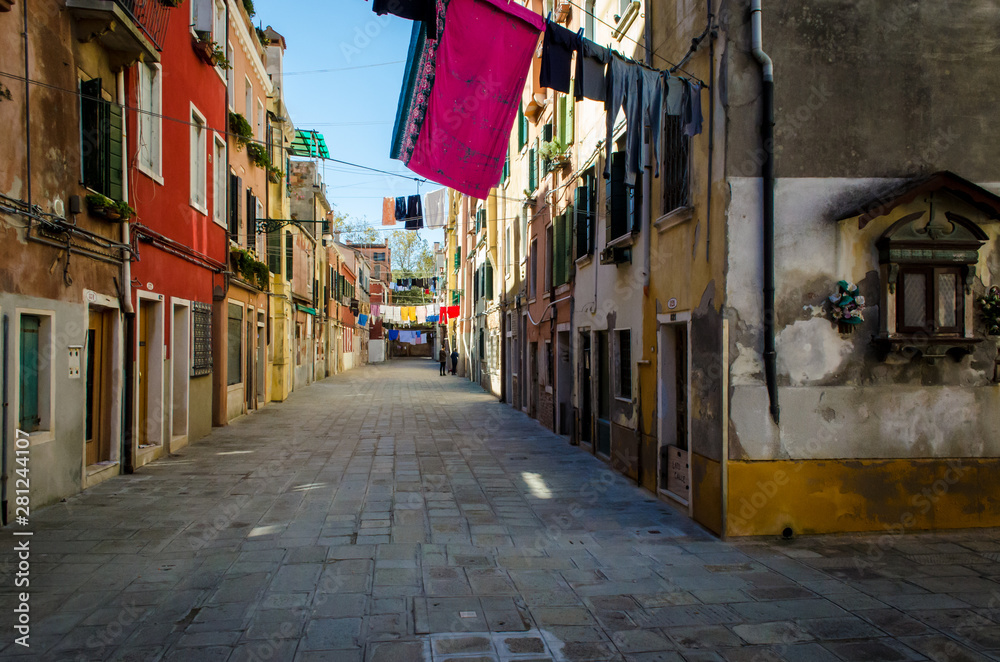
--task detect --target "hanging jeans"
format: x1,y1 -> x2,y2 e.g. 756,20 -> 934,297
638,67 -> 664,180
604,54 -> 643,184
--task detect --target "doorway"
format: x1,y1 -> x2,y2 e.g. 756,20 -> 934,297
528,341 -> 538,418
257,311 -> 266,403
556,330 -> 572,437
137,298 -> 164,447
658,322 -> 691,503
138,300 -> 151,445
85,309 -> 112,466
579,331 -> 592,445
595,330 -> 611,458
245,307 -> 254,411
171,302 -> 190,442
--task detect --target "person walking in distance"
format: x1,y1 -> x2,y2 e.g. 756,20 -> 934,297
439,345 -> 448,376
450,348 -> 459,375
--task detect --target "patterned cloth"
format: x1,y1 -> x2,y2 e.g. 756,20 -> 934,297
391,0 -> 545,199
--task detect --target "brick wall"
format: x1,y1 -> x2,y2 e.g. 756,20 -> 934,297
538,390 -> 554,431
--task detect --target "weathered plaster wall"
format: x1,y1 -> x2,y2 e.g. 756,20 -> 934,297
728,177 -> 1000,464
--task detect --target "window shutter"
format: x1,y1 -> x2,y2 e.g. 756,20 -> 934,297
608,151 -> 627,241
454,247 -> 461,271
285,231 -> 293,277
267,228 -> 280,273
193,0 -> 213,33
229,174 -> 240,240
529,142 -> 537,192
502,149 -> 510,182
553,214 -> 565,286
246,191 -> 256,251
485,261 -> 493,299
80,79 -> 103,193
106,100 -> 123,200
543,123 -> 553,142
563,205 -> 574,283
517,105 -> 527,150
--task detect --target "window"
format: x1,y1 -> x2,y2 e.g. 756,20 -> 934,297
373,264 -> 381,280
191,302 -> 213,376
528,139 -> 538,192
244,77 -> 253,123
502,148 -> 510,184
373,252 -> 386,262
285,231 -> 294,278
554,211 -> 572,286
575,169 -> 596,258
607,150 -> 640,242
454,246 -> 461,271
245,190 -> 258,252
80,78 -> 123,200
517,104 -> 528,151
213,137 -> 226,226
257,100 -> 265,142
506,225 -> 512,270
484,261 -> 493,300
585,0 -> 596,38
190,107 -> 207,211
476,208 -> 485,234
214,0 -> 225,46
228,173 -> 241,239
227,303 -> 242,386
897,267 -> 964,335
226,44 -> 235,108
546,340 -> 554,389
137,63 -> 162,177
18,315 -> 49,433
661,115 -> 690,214
479,328 -> 485,360
615,329 -> 632,399
545,225 -> 553,292
529,238 -> 538,299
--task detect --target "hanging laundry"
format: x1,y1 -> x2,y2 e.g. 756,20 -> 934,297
638,67 -> 664,179
357,314 -> 369,328
540,20 -> 576,94
394,196 -> 408,222
371,304 -> 380,319
388,330 -> 400,341
681,79 -> 703,137
382,197 -> 396,226
604,53 -> 642,184
371,0 -> 437,39
664,74 -> 684,116
574,36 -> 610,102
424,188 -> 448,228
427,314 -> 440,323
390,0 -> 545,199
447,305 -> 460,319
406,194 -> 424,230
416,306 -> 427,323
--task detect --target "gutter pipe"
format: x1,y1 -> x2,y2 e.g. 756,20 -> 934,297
751,0 -> 778,424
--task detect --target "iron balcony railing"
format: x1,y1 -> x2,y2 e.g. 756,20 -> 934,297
116,0 -> 171,51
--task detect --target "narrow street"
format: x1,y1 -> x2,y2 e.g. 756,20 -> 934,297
2,360 -> 999,662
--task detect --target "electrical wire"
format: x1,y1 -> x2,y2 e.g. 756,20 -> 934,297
283,61 -> 405,76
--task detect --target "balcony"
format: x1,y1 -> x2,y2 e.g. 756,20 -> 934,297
67,0 -> 171,70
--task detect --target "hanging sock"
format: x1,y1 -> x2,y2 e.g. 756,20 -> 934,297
406,194 -> 424,229
540,20 -> 575,94
382,197 -> 397,226
574,36 -> 610,102
390,0 -> 545,199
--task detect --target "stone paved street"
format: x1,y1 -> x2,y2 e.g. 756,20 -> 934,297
2,360 -> 1000,661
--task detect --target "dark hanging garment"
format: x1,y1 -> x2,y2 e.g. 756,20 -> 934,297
395,196 -> 408,221
372,0 -> 437,39
405,194 -> 424,229
681,80 -> 703,137
540,20 -> 576,94
574,37 -> 610,102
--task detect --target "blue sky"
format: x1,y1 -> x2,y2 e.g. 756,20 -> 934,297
254,0 -> 443,244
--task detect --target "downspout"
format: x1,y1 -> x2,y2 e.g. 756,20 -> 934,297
2,314 -> 9,525
751,0 -> 778,424
118,69 -> 136,472
637,3 -> 653,485
23,0 -> 31,208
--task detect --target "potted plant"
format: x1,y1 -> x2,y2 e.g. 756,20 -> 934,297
228,111 -> 254,149
246,143 -> 271,170
828,280 -> 865,334
114,199 -> 135,221
977,286 -> 1000,336
539,139 -> 570,168
192,33 -> 231,69
267,166 -> 284,184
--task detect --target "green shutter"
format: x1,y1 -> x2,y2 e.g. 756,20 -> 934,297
485,261 -> 493,299
267,229 -> 280,273
608,151 -> 627,241
517,104 -> 527,150
574,186 -> 588,259
19,316 -> 40,433
285,231 -> 293,277
106,100 -> 123,200
502,149 -> 510,182
563,205 -> 574,283
529,142 -> 537,192
454,247 -> 461,271
553,215 -> 565,287
80,79 -> 103,192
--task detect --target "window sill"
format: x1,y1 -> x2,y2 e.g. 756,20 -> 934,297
137,163 -> 164,186
190,201 -> 208,216
607,232 -> 636,249
654,206 -> 693,233
614,395 -> 634,404
545,386 -> 553,394
873,335 -> 983,361
23,431 -> 54,446
575,254 -> 593,268
555,283 -> 570,296
542,291 -> 550,300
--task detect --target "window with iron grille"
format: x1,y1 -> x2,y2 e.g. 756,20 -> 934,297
661,115 -> 690,214
191,302 -> 213,376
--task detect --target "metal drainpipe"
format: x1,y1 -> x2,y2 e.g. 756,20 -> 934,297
23,0 -> 31,208
751,0 -> 778,424
2,314 -> 9,525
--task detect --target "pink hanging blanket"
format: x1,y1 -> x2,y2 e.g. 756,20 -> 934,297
400,0 -> 544,199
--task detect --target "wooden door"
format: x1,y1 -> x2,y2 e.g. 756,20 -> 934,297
18,316 -> 40,433
85,310 -> 111,465
138,302 -> 151,445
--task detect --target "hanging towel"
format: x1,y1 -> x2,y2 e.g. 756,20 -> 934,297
382,197 -> 397,226
540,20 -> 576,94
357,314 -> 369,328
371,305 -> 380,319
395,197 -> 408,221
406,194 -> 424,230
427,314 -> 439,323
390,0 -> 545,199
388,330 -> 400,341
416,306 -> 427,323
575,36 -> 610,102
681,79 -> 703,137
372,0 -> 437,39
424,188 -> 448,228
447,305 -> 460,319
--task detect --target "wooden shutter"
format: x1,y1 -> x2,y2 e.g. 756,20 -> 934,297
528,142 -> 537,192
229,174 -> 241,240
106,101 -> 124,200
285,231 -> 293,278
485,261 -> 493,299
80,79 -> 103,193
517,105 -> 527,150
563,205 -> 574,283
574,186 -> 588,259
18,316 -> 40,432
608,151 -> 627,241
246,190 -> 256,251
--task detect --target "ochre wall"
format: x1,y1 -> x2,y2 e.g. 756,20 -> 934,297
727,459 -> 1000,536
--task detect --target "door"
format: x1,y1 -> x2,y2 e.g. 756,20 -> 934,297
245,310 -> 254,410
579,332 -> 592,444
86,310 -> 111,465
596,330 -> 611,457
659,324 -> 690,500
256,314 -> 266,401
138,301 -> 152,445
557,331 -> 572,436
18,316 -> 40,433
529,341 -> 538,418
